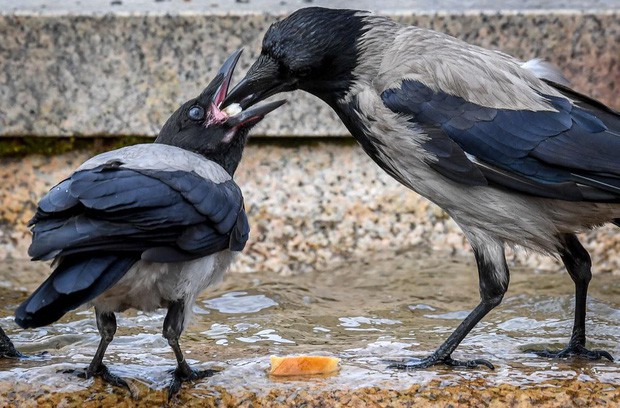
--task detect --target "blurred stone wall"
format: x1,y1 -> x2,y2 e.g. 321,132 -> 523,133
1,2 -> 618,138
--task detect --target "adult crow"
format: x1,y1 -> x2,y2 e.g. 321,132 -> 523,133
15,50 -> 285,395
223,7 -> 619,369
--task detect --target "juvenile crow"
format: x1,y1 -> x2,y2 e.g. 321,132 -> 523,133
224,7 -> 620,369
15,50 -> 285,395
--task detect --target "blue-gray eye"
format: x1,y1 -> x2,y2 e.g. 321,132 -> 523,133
188,105 -> 205,121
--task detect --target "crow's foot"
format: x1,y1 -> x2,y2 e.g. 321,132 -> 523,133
386,355 -> 494,370
0,349 -> 23,359
527,344 -> 614,362
168,361 -> 217,399
64,364 -> 131,391
0,328 -> 22,358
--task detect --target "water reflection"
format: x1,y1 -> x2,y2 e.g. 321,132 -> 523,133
203,291 -> 277,314
338,317 -> 402,333
0,251 -> 618,394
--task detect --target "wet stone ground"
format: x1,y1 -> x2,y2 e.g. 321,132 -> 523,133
0,250 -> 618,406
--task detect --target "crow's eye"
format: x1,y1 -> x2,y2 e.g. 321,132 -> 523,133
296,66 -> 312,78
188,105 -> 205,121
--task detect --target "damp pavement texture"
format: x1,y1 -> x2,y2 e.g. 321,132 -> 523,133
0,1 -> 618,137
1,142 -> 620,276
0,250 -> 619,407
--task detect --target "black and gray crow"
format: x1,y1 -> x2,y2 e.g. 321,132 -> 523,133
223,7 -> 620,369
15,50 -> 284,395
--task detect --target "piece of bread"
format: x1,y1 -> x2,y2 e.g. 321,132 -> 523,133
269,355 -> 341,376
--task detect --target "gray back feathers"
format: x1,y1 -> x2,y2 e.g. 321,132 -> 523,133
79,144 -> 231,184
356,17 -> 564,111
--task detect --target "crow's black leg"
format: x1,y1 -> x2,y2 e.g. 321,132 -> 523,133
0,326 -> 22,358
79,309 -> 130,390
527,234 -> 614,362
164,300 -> 216,399
389,236 -> 508,370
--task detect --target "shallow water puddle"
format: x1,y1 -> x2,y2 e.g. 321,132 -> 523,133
0,250 -> 618,396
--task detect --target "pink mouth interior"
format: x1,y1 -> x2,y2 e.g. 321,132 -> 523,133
205,71 -> 235,127
214,75 -> 231,107
205,103 -> 229,127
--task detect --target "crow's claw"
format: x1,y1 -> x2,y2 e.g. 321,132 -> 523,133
527,344 -> 614,362
0,328 -> 23,358
168,362 -> 217,400
386,355 -> 494,370
0,349 -> 22,358
64,364 -> 131,391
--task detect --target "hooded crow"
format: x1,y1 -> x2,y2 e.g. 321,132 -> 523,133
15,50 -> 285,395
223,7 -> 619,369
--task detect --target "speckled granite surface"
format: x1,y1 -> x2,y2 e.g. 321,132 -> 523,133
1,142 -> 618,275
0,3 -> 618,137
1,378 -> 619,407
4,0 -> 620,14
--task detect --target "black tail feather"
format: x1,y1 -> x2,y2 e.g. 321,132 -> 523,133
614,218 -> 620,227
15,255 -> 138,328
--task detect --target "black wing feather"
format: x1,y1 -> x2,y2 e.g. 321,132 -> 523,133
29,166 -> 249,261
382,79 -> 620,201
15,255 -> 138,328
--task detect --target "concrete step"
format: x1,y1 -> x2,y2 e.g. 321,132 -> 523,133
1,0 -> 619,138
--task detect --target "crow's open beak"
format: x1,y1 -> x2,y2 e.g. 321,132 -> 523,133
211,50 -> 286,127
225,99 -> 286,127
221,54 -> 296,111
212,49 -> 244,108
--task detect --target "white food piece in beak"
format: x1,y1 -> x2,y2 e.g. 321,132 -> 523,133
223,103 -> 243,116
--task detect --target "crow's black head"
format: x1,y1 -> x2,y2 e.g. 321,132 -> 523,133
224,7 -> 368,108
157,49 -> 285,175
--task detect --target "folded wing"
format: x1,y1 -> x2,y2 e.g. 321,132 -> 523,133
382,79 -> 620,201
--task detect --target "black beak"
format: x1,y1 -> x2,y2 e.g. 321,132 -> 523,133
222,54 -> 297,109
226,99 -> 287,127
212,48 -> 244,107
205,50 -> 286,127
